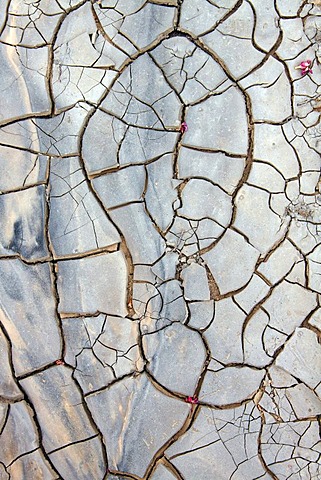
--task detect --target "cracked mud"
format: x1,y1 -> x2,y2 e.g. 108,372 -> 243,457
0,0 -> 321,479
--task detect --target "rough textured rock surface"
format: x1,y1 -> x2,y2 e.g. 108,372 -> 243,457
0,0 -> 320,479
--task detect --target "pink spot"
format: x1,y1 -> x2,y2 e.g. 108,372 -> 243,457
296,59 -> 313,75
180,121 -> 188,133
55,359 -> 65,365
185,396 -> 199,404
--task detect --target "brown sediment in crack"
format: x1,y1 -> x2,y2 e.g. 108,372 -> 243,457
204,264 -> 221,300
46,43 -> 55,116
59,310 -> 106,319
120,240 -> 136,317
172,106 -> 187,180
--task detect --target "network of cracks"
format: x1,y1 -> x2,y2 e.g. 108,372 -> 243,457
0,0 -> 321,479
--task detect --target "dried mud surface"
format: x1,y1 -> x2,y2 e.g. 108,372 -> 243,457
0,1 -> 321,479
